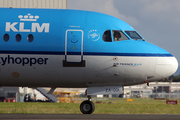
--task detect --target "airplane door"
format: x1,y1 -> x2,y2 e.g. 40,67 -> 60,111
65,30 -> 84,62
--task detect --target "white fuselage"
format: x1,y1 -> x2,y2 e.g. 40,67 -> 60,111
0,54 -> 178,88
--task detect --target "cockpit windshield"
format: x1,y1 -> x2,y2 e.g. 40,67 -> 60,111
103,30 -> 129,42
125,31 -> 143,40
113,30 -> 129,42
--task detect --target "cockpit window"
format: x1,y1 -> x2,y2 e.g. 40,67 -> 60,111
125,31 -> 143,40
103,30 -> 112,42
113,30 -> 129,42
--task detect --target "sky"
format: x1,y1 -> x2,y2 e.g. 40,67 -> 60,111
68,0 -> 180,66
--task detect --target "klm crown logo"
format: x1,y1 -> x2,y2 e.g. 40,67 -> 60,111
18,13 -> 39,21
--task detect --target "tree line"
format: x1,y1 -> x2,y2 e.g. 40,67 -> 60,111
158,74 -> 180,82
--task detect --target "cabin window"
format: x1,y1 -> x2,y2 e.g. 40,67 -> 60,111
103,30 -> 112,42
3,34 -> 10,42
27,34 -> 34,42
113,30 -> 129,42
125,31 -> 142,40
15,34 -> 22,42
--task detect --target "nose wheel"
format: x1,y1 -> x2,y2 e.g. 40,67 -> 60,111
80,96 -> 95,114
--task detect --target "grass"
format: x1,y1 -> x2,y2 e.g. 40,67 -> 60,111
0,98 -> 180,114
94,98 -> 180,114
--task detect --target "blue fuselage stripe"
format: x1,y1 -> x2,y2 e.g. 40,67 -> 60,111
0,51 -> 173,57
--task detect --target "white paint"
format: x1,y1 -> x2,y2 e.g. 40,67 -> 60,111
19,23 -> 30,32
87,86 -> 123,95
5,22 -> 50,33
0,54 -> 178,89
31,23 -> 50,33
5,22 -> 18,32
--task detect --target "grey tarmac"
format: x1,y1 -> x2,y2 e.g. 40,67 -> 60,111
0,114 -> 180,120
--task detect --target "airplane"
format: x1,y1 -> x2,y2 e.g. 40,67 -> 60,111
0,7 -> 178,114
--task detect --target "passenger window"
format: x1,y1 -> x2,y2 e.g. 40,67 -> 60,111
15,34 -> 22,42
27,34 -> 34,42
3,34 -> 10,42
113,30 -> 129,42
103,30 -> 112,42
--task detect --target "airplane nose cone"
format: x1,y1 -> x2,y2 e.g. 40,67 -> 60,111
155,56 -> 178,78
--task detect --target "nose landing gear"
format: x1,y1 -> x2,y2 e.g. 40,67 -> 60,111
144,81 -> 149,86
80,95 -> 95,114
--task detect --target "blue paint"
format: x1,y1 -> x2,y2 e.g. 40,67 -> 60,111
0,8 -> 172,57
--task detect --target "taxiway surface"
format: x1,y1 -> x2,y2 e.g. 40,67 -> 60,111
0,114 -> 180,120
